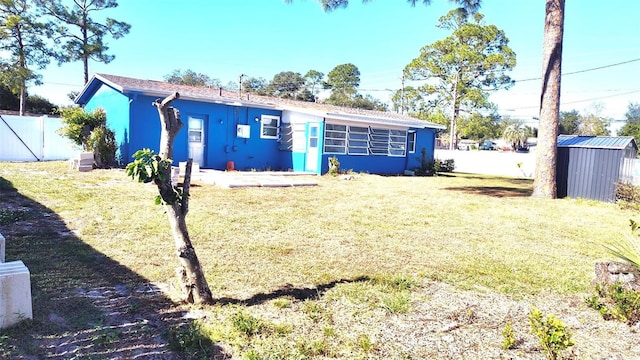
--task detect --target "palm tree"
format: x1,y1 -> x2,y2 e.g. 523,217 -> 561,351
533,0 -> 565,198
503,124 -> 527,151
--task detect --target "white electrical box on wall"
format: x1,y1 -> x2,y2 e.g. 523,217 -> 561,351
237,124 -> 250,138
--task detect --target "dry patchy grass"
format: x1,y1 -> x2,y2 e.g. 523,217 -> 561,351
0,161 -> 636,359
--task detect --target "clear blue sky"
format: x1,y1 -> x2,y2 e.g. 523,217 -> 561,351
31,0 -> 640,127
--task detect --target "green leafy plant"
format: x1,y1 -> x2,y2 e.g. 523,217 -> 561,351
379,292 -> 411,314
58,107 -> 118,168
167,321 -> 216,359
603,219 -> 640,271
232,310 -> 264,337
501,322 -> 517,350
125,149 -> 183,205
57,107 -> 107,150
357,333 -> 376,353
328,156 -> 340,176
586,282 -> 640,324
529,306 -> 574,360
415,148 -> 434,176
87,125 -> 118,168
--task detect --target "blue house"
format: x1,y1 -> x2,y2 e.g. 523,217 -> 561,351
75,74 -> 445,175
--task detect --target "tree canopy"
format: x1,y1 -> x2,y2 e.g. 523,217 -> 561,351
616,102 -> 640,146
0,0 -> 54,115
404,10 -> 515,148
37,0 -> 130,84
164,69 -> 221,88
266,71 -> 306,99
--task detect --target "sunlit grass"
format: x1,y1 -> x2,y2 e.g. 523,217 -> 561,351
1,160 -> 635,358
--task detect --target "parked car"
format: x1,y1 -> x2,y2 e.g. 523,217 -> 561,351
479,140 -> 498,150
515,145 -> 530,153
457,140 -> 477,151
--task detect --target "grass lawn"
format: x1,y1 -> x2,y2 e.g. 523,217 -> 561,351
0,161 -> 636,358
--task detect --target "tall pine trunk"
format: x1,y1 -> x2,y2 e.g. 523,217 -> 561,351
533,0 -> 565,198
154,92 -> 213,304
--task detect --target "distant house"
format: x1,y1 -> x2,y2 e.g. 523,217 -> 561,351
75,74 -> 445,175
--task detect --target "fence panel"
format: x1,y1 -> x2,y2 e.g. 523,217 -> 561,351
0,115 -> 78,162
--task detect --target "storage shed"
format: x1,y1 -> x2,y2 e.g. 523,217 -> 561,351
556,135 -> 638,202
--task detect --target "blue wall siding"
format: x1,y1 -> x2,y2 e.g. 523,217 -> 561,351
321,154 -> 408,174
128,94 -> 165,162
406,128 -> 437,169
125,96 -> 284,169
319,127 -> 437,175
84,85 -> 131,163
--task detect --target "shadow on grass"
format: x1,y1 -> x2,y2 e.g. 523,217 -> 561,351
0,176 -> 228,359
440,173 -> 534,198
444,185 -> 533,198
214,276 -> 371,306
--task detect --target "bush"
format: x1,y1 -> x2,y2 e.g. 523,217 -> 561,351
529,307 -> 574,360
586,282 -> 640,325
88,125 -> 117,168
615,182 -> 640,209
328,156 -> 340,176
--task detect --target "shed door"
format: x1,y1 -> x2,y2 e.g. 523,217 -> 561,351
305,124 -> 319,172
188,116 -> 205,166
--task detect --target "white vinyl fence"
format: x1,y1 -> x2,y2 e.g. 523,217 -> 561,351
0,115 -> 79,162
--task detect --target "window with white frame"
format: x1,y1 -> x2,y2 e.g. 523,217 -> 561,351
324,124 -> 347,154
408,131 -> 416,153
389,129 -> 407,156
369,128 -> 390,155
261,115 -> 280,139
324,123 -> 408,156
347,126 -> 369,155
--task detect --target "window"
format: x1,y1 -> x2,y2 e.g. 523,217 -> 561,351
369,128 -> 390,155
389,129 -> 407,157
348,126 -> 369,155
324,123 -> 408,156
408,131 -> 416,154
188,117 -> 203,143
324,124 -> 347,154
261,115 -> 280,139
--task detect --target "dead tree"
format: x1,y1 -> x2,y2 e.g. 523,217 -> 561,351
151,92 -> 213,304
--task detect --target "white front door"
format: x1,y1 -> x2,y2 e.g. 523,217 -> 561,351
305,124 -> 319,172
188,116 -> 204,166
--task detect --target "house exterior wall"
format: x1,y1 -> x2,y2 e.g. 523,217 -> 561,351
281,110 -> 324,173
84,85 -> 132,163
121,95 -> 283,169
406,128 -> 438,170
319,124 -> 438,175
77,77 -> 442,175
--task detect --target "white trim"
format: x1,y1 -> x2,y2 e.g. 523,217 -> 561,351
260,115 -> 280,139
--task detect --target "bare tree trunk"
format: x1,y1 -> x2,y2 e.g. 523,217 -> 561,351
19,86 -> 26,116
533,0 -> 565,199
153,92 -> 213,304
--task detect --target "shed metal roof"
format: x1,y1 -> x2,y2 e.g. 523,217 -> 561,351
557,135 -> 637,150
76,73 -> 445,130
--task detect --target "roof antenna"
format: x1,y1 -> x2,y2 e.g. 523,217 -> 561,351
238,73 -> 245,98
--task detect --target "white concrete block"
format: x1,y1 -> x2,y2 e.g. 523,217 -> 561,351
0,232 -> 4,263
0,260 -> 33,329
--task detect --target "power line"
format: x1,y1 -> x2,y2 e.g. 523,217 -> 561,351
515,57 -> 640,82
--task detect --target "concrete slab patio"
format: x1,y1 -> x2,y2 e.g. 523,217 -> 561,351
192,170 -> 319,189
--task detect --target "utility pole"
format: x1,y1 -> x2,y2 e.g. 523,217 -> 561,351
449,70 -> 460,151
401,74 -> 405,115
